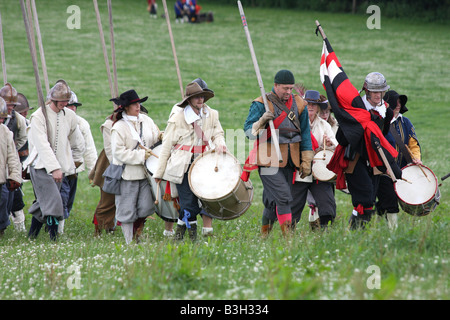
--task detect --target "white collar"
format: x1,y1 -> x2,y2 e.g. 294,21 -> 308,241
122,113 -> 139,122
184,104 -> 209,124
391,113 -> 403,124
362,95 -> 387,118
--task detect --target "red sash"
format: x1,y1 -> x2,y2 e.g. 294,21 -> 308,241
241,95 -> 293,181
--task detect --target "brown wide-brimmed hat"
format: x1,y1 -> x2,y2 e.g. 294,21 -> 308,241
177,82 -> 214,108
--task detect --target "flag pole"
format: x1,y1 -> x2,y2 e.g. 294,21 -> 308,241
315,20 -> 326,40
162,0 -> 184,99
238,1 -> 282,163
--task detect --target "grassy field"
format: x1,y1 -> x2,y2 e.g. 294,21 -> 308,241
0,0 -> 448,301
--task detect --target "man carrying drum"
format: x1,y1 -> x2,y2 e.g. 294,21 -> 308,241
376,90 -> 421,229
154,82 -> 227,242
243,69 -> 314,237
340,72 -> 402,229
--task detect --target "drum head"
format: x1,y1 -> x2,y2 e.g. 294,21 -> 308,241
189,151 -> 241,200
145,143 -> 162,176
312,149 -> 336,181
395,164 -> 438,205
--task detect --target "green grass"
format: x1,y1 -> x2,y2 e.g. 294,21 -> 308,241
0,0 -> 448,300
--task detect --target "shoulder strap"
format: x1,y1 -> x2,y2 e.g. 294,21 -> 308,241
266,93 -> 301,131
389,123 -> 412,164
192,121 -> 210,148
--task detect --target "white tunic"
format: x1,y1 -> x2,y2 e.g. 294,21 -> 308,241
24,105 -> 85,175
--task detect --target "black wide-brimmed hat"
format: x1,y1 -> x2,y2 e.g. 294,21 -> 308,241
110,89 -> 148,107
384,90 -> 408,114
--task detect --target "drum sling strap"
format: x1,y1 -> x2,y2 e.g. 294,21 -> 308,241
389,124 -> 413,164
174,122 -> 210,154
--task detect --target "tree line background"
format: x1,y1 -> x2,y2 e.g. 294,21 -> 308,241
202,0 -> 449,23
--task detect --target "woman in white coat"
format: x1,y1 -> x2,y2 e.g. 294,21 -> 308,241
110,90 -> 161,244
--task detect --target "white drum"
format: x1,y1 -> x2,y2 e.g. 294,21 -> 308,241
145,143 -> 178,222
312,149 -> 336,182
188,150 -> 253,220
395,164 -> 440,216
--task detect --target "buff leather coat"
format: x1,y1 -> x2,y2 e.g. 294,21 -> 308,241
154,105 -> 225,184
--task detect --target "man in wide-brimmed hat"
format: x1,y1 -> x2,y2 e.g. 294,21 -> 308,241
165,78 -> 216,238
154,81 -> 226,241
24,80 -> 85,241
375,90 -> 421,230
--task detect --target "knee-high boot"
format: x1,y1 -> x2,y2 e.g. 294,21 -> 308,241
47,216 -> 59,241
28,217 -> 43,239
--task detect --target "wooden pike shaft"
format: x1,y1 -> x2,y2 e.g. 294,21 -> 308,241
93,0 -> 115,103
20,0 -> 44,107
237,1 -> 282,162
31,0 -> 49,95
0,11 -> 6,84
162,0 -> 184,99
107,0 -> 118,98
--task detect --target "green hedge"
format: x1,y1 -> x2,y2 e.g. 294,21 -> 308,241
202,0 -> 449,23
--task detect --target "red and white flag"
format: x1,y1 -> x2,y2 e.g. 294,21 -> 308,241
319,37 -> 398,168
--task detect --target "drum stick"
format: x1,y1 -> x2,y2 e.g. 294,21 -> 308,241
374,140 -> 397,183
322,134 -> 326,157
214,150 -> 219,172
138,144 -> 159,158
405,143 -> 430,182
154,180 -> 161,205
442,172 -> 450,181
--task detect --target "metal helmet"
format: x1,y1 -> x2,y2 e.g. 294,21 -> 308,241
363,72 -> 390,92
15,93 -> 31,113
48,79 -> 72,101
0,83 -> 21,106
68,91 -> 82,107
0,97 -> 10,118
